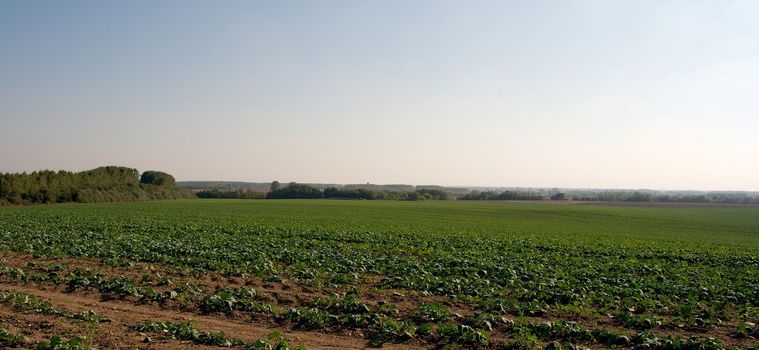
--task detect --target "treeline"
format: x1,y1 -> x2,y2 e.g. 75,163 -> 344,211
573,191 -> 759,204
266,183 -> 323,199
201,184 -> 759,204
460,190 -> 543,201
459,189 -> 759,204
0,166 -> 193,205
230,182 -> 451,200
9,169 -> 757,205
196,189 -> 266,199
178,181 -> 470,195
323,187 -> 449,200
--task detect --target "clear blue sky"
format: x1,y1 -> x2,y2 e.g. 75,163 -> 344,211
1,1 -> 757,190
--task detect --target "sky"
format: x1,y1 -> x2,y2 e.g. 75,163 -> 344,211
1,1 -> 758,191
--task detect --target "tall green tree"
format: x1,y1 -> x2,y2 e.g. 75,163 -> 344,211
140,171 -> 176,187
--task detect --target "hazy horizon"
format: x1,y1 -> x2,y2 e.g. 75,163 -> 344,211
2,1 -> 758,191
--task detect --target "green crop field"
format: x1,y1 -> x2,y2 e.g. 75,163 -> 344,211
1,199 -> 758,349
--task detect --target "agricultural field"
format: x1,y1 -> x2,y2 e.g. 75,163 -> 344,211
0,199 -> 758,349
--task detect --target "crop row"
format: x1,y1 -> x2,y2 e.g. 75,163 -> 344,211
0,288 -> 301,349
0,328 -> 94,350
135,321 -> 304,350
0,290 -> 109,323
2,264 -> 740,349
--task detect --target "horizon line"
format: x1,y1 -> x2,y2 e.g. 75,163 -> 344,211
176,179 -> 759,194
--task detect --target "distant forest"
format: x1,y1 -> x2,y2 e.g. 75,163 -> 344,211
266,183 -> 449,200
0,166 -> 193,205
460,190 -> 759,204
178,181 -> 470,195
2,168 -> 758,205
194,182 -> 449,200
184,181 -> 759,204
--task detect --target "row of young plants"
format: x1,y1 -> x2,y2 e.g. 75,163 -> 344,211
0,265 -> 517,348
0,263 -> 491,347
0,324 -> 94,350
0,265 -> 206,306
134,321 -> 304,350
0,290 -> 109,323
197,289 -> 732,349
0,263 -> 747,349
0,287 -> 300,349
0,328 -> 97,350
0,290 -> 106,349
36,335 -> 95,350
0,325 -> 25,348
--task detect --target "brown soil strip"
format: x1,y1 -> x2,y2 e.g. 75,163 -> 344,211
0,283 -> 424,349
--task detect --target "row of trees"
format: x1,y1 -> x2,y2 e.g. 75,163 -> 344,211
196,189 -> 266,199
0,167 -> 193,205
573,191 -> 759,204
460,190 -> 544,201
237,182 -> 451,200
267,183 -> 324,199
323,187 -> 449,200
459,190 -> 759,203
12,168 -> 751,205
205,183 -> 759,204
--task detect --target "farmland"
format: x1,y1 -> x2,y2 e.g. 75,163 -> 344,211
1,199 -> 758,349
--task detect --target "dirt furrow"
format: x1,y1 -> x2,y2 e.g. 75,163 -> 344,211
1,282 -> 424,349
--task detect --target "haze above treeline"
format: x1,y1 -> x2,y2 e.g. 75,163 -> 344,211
2,2 -> 758,192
